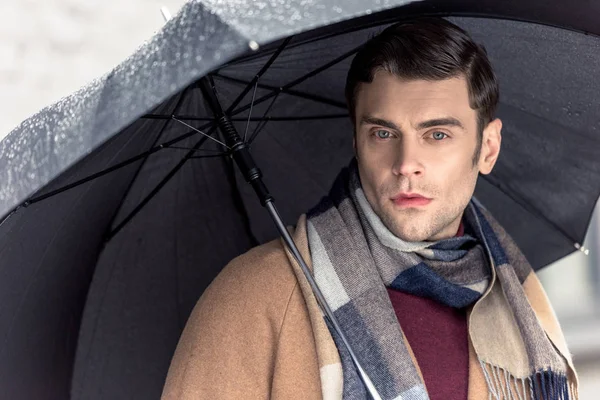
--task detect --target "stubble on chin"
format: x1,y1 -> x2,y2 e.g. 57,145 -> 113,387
375,199 -> 463,242
377,205 -> 435,242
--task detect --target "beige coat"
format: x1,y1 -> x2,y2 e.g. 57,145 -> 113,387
161,215 -> 576,399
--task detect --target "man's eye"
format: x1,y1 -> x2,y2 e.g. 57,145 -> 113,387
431,131 -> 448,140
375,130 -> 391,139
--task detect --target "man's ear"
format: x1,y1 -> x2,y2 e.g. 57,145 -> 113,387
478,118 -> 502,175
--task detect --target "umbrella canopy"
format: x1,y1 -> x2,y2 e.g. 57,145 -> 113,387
1,0 -> 599,399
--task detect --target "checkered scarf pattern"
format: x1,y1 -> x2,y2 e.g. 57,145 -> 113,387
306,161 -> 575,399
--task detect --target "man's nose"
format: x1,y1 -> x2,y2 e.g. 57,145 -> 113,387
391,141 -> 424,177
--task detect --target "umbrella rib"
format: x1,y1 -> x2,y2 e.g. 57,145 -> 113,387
480,174 -> 579,246
106,128 -> 216,241
214,73 -> 347,109
70,87 -> 192,388
189,154 -> 229,159
0,208 -> 17,228
142,114 -> 216,121
16,43 -> 359,209
23,120 -> 214,206
164,145 -> 226,153
226,36 -> 293,114
230,44 -> 361,116
142,113 -> 347,121
248,92 -> 280,144
243,79 -> 259,143
172,117 -> 230,149
102,85 -> 193,235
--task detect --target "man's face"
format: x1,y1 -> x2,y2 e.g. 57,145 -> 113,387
353,71 -> 502,242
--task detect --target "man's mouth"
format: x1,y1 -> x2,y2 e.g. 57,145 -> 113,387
391,193 -> 432,208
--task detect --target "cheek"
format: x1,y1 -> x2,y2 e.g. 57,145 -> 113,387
429,150 -> 477,185
357,160 -> 378,190
357,140 -> 387,176
357,159 -> 388,205
359,146 -> 399,189
439,159 -> 478,198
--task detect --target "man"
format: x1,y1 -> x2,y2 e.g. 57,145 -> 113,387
162,18 -> 578,399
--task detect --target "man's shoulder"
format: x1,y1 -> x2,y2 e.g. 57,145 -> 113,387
197,215 -> 310,320
226,237 -> 297,283
202,236 -> 300,308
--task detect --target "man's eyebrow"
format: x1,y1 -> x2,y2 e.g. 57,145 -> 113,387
360,116 -> 466,132
360,116 -> 401,132
417,117 -> 465,131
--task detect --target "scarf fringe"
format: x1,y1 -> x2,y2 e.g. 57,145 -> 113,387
479,361 -> 576,400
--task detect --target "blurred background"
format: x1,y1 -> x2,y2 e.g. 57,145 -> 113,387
2,0 -> 598,396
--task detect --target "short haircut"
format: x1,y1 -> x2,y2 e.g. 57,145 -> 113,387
345,17 -> 499,142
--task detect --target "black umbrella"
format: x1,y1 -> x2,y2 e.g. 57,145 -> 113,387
1,0 -> 599,398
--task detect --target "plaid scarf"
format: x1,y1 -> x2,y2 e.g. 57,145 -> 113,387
305,160 -> 577,399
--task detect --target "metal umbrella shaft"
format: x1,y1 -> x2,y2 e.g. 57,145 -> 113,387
198,76 -> 383,400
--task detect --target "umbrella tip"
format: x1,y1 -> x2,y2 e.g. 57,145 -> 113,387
160,6 -> 172,22
249,41 -> 260,51
574,243 -> 590,256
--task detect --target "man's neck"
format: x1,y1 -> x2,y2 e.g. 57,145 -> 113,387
455,221 -> 464,237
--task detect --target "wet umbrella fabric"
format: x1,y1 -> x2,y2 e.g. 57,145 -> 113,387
1,0 -> 600,399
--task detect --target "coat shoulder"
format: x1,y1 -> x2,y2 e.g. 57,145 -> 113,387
161,238 -> 301,399
195,234 -> 303,328
213,236 -> 299,301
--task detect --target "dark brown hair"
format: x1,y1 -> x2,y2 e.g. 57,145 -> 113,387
345,17 -> 499,151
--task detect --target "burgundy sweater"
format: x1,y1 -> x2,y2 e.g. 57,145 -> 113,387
385,224 -> 469,400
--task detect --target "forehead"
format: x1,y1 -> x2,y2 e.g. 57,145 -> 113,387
355,72 -> 476,127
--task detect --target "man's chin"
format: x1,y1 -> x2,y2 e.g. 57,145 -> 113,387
393,230 -> 431,243
380,217 -> 430,242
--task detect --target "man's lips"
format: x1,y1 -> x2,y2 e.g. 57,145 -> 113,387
391,193 -> 432,207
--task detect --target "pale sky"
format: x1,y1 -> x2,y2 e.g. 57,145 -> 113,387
0,0 -> 187,139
